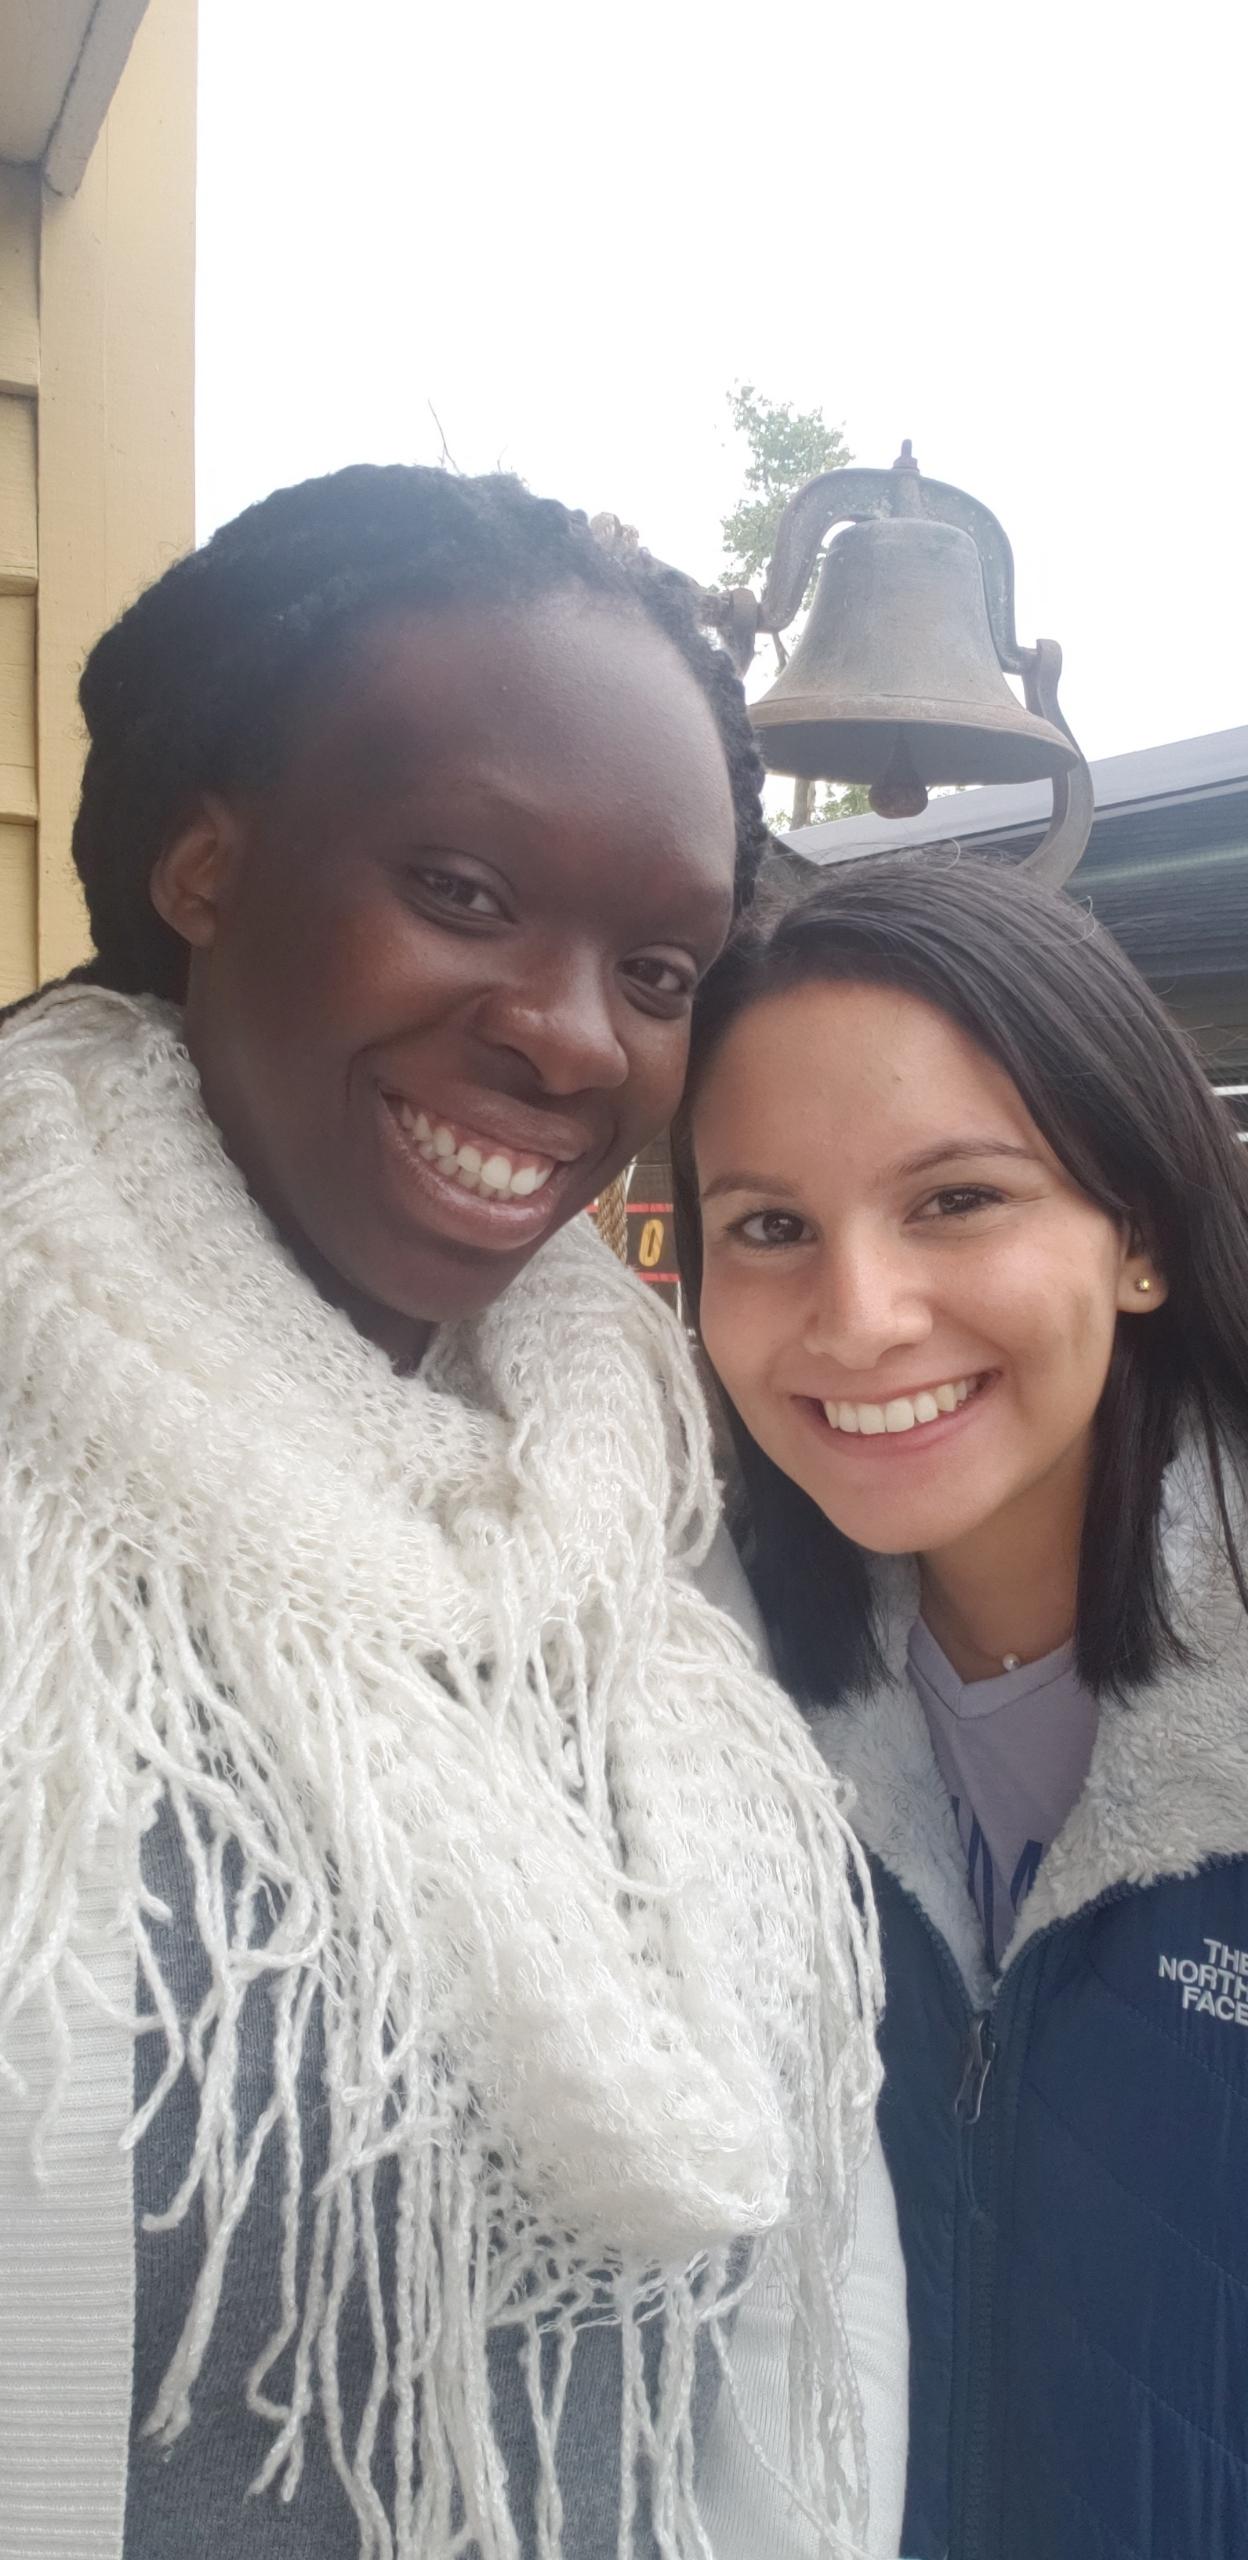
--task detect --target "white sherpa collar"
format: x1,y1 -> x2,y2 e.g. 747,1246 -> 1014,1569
809,1559 -> 994,2005
810,1474 -> 1248,1998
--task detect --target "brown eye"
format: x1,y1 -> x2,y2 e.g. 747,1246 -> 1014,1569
621,954 -> 696,1001
917,1186 -> 1006,1221
414,868 -> 505,918
736,1210 -> 811,1248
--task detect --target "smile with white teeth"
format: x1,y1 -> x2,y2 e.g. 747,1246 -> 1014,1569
390,1098 -> 555,1198
823,1375 -> 986,1436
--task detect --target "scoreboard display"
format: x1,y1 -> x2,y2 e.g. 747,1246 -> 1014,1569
626,1192 -> 680,1313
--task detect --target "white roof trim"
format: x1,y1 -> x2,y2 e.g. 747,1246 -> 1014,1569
784,724 -> 1248,867
44,0 -> 152,196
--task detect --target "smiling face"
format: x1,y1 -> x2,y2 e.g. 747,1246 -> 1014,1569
693,979 -> 1164,1567
152,592 -> 737,1354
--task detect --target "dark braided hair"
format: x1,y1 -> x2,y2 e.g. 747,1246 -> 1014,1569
67,464 -> 768,1002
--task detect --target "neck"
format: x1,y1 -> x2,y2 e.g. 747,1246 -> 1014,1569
233,1179 -> 434,1373
299,1243 -> 435,1373
918,1438 -> 1089,1682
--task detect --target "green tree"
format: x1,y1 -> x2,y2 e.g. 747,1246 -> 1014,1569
767,782 -> 876,830
721,385 -> 854,827
812,781 -> 873,822
816,783 -> 872,819
720,384 -> 852,592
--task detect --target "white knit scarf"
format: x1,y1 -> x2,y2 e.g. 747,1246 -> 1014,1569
0,987 -> 881,2560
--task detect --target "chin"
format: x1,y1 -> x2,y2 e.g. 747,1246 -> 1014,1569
836,1497 -> 1002,1561
807,1505 -> 926,1558
843,1521 -> 931,1558
792,1475 -> 983,1559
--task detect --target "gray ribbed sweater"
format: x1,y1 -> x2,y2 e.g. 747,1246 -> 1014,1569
126,1797 -> 673,2558
0,1540 -> 906,2560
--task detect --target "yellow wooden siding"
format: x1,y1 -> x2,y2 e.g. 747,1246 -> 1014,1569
0,394 -> 37,594
0,0 -> 195,1002
0,164 -> 39,1002
0,167 -> 39,398
0,595 -> 36,825
35,0 -> 196,986
0,821 -> 36,1002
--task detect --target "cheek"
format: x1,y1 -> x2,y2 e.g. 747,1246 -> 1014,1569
977,1227 -> 1123,1413
225,885 -> 463,1098
698,1261 -> 743,1378
620,1022 -> 694,1136
700,1267 -> 781,1412
216,867 -> 351,1045
1034,1292 -> 1121,1424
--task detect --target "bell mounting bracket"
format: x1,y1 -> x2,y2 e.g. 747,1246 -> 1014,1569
701,443 -> 1093,886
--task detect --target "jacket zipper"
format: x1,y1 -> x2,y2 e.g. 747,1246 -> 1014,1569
885,1875 -> 1139,2560
952,1999 -> 999,2560
873,1877 -> 992,2555
956,2012 -> 995,2125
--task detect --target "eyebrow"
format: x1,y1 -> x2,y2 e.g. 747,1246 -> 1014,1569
698,1139 -> 1041,1207
699,1170 -> 804,1205
892,1138 -> 1043,1177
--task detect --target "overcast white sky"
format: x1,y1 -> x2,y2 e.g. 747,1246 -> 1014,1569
197,0 -> 1245,767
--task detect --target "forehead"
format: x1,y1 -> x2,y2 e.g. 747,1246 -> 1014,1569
276,593 -> 737,885
696,980 -> 1040,1164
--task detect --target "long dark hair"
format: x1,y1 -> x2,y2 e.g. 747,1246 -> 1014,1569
673,851 -> 1248,1706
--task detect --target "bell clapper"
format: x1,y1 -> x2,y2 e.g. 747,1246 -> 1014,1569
869,732 -> 929,819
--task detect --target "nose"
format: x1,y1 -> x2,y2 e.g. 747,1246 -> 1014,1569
475,947 -> 631,1096
803,1229 -> 933,1374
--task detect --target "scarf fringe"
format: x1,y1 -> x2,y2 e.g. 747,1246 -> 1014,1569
0,988 -> 881,2557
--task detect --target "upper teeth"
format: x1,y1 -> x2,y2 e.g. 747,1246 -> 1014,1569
824,1378 -> 978,1436
394,1101 -> 553,1198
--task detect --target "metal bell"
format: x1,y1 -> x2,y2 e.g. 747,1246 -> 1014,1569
753,514 -> 1078,805
722,446 -> 1094,876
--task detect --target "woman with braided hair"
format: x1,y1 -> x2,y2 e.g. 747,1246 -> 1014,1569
0,465 -> 904,2560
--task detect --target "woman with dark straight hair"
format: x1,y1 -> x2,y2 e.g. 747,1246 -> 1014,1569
676,849 -> 1248,2560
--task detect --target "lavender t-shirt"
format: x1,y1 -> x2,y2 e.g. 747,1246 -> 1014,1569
906,1621 -> 1099,1968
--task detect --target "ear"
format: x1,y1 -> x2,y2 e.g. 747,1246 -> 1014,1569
1116,1244 -> 1169,1316
149,797 -> 246,953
